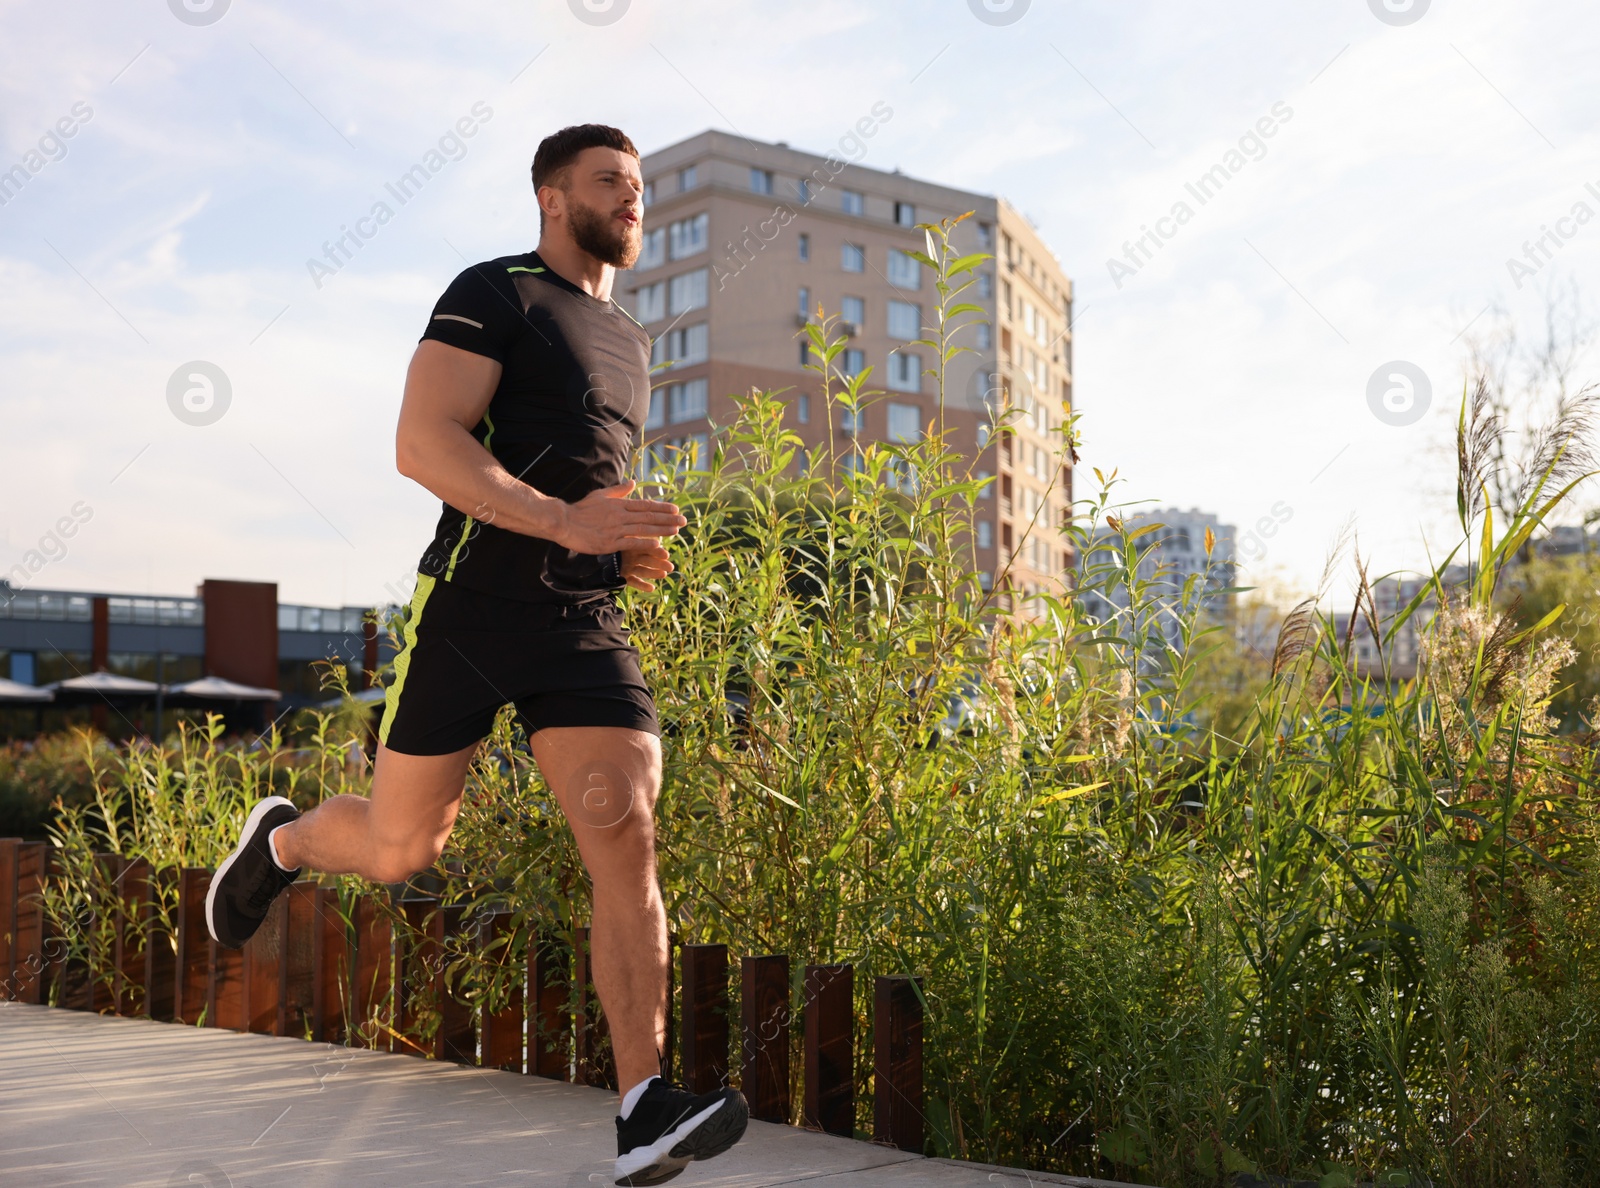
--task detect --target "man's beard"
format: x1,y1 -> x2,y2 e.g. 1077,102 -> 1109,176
568,196 -> 641,268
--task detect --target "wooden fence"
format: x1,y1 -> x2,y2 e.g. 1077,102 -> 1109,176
0,838 -> 924,1152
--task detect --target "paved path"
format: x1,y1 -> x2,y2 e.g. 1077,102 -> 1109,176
0,1003 -> 1138,1188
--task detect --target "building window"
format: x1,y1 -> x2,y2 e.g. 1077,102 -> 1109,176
977,520 -> 993,548
977,423 -> 990,448
887,351 -> 920,393
887,249 -> 921,290
644,387 -> 665,429
645,432 -> 709,471
668,268 -> 709,315
799,339 -> 812,366
841,407 -> 864,434
667,378 -> 708,423
638,227 -> 666,270
887,300 -> 921,341
977,272 -> 993,298
887,402 -> 921,443
975,323 -> 992,350
841,295 -> 865,328
976,468 -> 993,498
894,201 -> 915,227
1022,299 -> 1051,346
681,432 -> 710,468
651,322 -> 708,369
678,165 -> 698,192
885,455 -> 919,494
796,178 -> 811,204
798,286 -> 810,319
641,181 -> 655,207
750,167 -> 773,195
102,596 -> 199,626
798,232 -> 810,262
977,222 -> 994,249
796,392 -> 810,424
841,190 -> 864,216
669,212 -> 709,260
841,348 -> 865,378
635,281 -> 666,323
841,243 -> 865,273
979,571 -> 993,590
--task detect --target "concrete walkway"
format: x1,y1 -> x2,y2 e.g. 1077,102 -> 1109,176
0,1003 -> 1139,1187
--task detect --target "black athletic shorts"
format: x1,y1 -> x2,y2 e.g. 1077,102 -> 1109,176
378,574 -> 659,755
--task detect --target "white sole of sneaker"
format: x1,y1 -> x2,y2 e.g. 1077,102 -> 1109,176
614,1098 -> 727,1184
204,795 -> 296,945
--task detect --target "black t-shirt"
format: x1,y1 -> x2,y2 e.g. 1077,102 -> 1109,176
415,250 -> 652,604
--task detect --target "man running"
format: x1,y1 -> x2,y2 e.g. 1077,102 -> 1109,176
205,124 -> 749,1187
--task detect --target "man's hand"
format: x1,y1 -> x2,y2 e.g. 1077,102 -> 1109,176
620,541 -> 675,593
554,479 -> 686,555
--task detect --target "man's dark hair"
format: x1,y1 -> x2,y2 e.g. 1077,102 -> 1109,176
531,124 -> 639,225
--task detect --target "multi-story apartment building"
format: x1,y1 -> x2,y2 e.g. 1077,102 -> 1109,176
1330,566 -> 1477,682
1078,507 -> 1238,650
1538,524 -> 1599,557
618,130 -> 1076,612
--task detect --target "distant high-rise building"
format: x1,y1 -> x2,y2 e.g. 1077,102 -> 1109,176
620,130 -> 1076,614
1333,565 -> 1474,682
1537,524 -> 1598,558
1077,507 -> 1237,649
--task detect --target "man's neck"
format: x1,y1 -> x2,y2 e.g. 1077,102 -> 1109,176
532,237 -> 614,302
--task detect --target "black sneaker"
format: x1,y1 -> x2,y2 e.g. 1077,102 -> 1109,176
206,795 -> 302,948
614,1078 -> 749,1186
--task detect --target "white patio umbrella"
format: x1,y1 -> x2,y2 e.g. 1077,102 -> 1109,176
46,672 -> 162,696
0,676 -> 53,702
166,676 -> 282,701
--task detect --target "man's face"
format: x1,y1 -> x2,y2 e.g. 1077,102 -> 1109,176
549,146 -> 643,268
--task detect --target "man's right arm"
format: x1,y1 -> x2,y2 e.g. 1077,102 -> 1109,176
394,339 -> 685,553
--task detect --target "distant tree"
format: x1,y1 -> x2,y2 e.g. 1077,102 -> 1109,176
1460,278 -> 1600,556
1498,552 -> 1600,730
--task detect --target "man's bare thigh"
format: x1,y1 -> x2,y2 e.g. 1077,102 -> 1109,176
365,726 -> 659,860
529,726 -> 662,836
368,740 -> 478,852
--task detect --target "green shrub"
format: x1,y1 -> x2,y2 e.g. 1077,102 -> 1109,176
0,732 -> 108,839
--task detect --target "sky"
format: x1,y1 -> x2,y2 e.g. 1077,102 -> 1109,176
2,0 -> 1597,610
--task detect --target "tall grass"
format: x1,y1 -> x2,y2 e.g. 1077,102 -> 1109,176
33,218 -> 1600,1186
